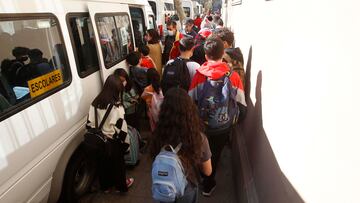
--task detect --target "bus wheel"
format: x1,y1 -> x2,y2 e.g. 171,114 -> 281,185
60,146 -> 96,202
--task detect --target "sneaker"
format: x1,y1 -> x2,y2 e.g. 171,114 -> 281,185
126,177 -> 134,188
202,182 -> 216,197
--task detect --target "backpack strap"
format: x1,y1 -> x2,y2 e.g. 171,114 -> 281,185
94,103 -> 114,130
174,143 -> 182,153
161,143 -> 182,153
94,106 -> 98,129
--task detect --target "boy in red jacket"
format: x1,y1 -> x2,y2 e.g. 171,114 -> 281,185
139,45 -> 156,69
189,37 -> 246,197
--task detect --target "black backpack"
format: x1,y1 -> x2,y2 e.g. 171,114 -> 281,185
161,58 -> 191,94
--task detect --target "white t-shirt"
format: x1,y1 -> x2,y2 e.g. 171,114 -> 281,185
166,59 -> 200,81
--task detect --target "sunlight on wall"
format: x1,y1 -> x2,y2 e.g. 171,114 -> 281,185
230,0 -> 360,202
0,0 -> 16,13
26,105 -> 46,137
60,79 -> 83,120
40,99 -> 57,128
9,114 -> 31,147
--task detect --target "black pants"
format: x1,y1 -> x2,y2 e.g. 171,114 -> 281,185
125,112 -> 139,129
98,138 -> 127,191
203,129 -> 230,187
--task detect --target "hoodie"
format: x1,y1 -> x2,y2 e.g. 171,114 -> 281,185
188,61 -> 247,108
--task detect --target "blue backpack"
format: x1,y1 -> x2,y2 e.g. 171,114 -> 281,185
152,143 -> 187,202
198,72 -> 239,134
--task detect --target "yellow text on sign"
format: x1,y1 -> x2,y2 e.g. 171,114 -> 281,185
28,69 -> 63,98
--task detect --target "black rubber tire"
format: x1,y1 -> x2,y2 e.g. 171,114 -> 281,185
59,145 -> 97,203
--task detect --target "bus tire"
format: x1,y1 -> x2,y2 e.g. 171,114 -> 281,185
59,145 -> 97,203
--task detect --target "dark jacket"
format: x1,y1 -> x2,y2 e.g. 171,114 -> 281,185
129,65 -> 148,94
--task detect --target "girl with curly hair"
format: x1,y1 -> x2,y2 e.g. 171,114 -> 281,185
150,88 -> 212,203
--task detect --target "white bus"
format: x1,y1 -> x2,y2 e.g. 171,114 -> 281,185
194,2 -> 202,16
0,0 -> 153,202
163,0 -> 175,17
148,0 -> 165,37
182,0 -> 194,19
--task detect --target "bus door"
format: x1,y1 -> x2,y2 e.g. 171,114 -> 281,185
88,2 -> 135,82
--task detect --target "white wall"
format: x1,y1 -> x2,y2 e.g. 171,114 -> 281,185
228,0 -> 360,202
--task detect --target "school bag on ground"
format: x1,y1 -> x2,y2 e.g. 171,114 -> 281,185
124,125 -> 140,166
161,58 -> 191,94
198,72 -> 240,134
152,143 -> 187,202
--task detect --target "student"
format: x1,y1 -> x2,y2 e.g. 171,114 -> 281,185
163,21 -> 183,63
150,88 -> 212,203
145,29 -> 162,76
126,52 -> 148,95
87,74 -> 134,193
162,21 -> 176,65
162,38 -> 200,94
183,18 -> 198,38
114,68 -> 139,129
224,47 -> 245,87
193,15 -> 202,30
190,28 -> 212,65
211,27 -> 234,49
139,45 -> 156,69
141,68 -> 163,132
17,48 -> 52,86
7,47 -> 29,86
200,15 -> 214,30
188,37 -> 246,197
213,16 -> 224,29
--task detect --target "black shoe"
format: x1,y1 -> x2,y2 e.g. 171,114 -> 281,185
202,181 -> 216,197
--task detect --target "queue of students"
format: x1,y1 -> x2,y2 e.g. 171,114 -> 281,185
85,15 -> 247,202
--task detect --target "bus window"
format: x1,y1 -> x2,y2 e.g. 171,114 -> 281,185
165,3 -> 174,11
183,7 -> 191,18
95,13 -> 134,68
67,13 -> 99,78
148,1 -> 157,20
148,15 -> 156,29
129,7 -> 146,48
0,15 -> 71,119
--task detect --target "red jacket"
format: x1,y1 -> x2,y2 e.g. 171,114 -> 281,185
169,31 -> 183,60
194,17 -> 202,29
140,56 -> 156,69
188,61 -> 246,107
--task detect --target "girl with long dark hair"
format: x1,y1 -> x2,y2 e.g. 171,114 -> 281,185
141,68 -> 163,132
150,88 -> 212,203
87,74 -> 134,192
